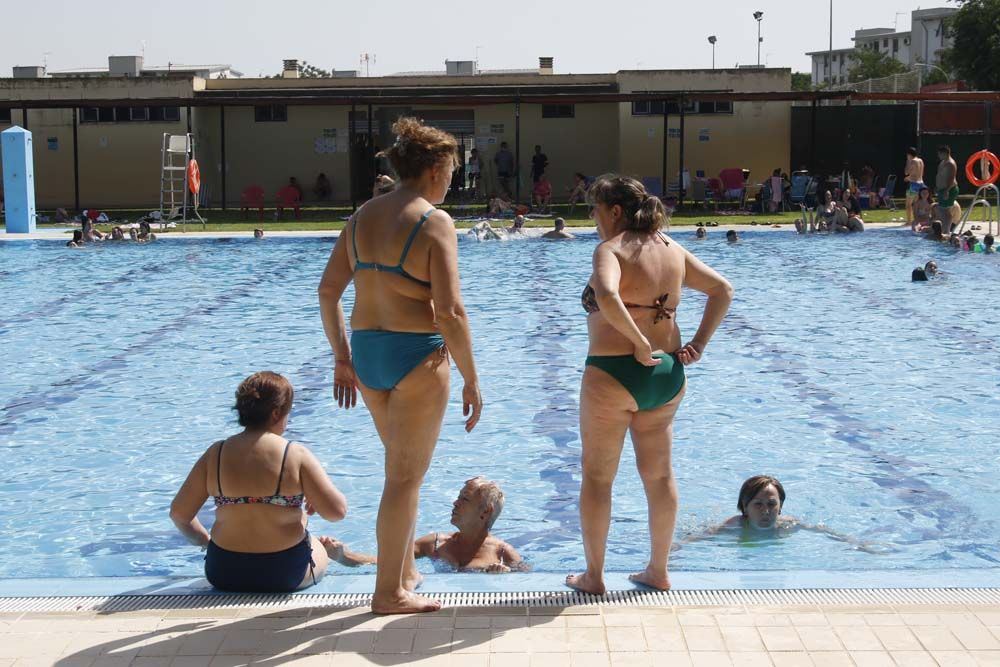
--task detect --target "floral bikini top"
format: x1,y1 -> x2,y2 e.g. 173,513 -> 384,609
213,439 -> 305,508
581,234 -> 677,324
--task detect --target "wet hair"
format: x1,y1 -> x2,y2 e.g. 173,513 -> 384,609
912,267 -> 929,281
71,230 -> 83,242
233,371 -> 294,428
554,217 -> 565,229
380,117 -> 459,181
985,234 -> 995,248
918,187 -> 930,200
906,147 -> 918,158
737,476 -> 786,515
467,477 -> 505,530
586,174 -> 668,233
938,145 -> 951,155
929,220 -> 943,240
726,229 -> 738,241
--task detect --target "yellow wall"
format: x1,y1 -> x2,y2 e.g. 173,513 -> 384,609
212,105 -> 352,207
617,70 -> 792,191
2,68 -> 794,209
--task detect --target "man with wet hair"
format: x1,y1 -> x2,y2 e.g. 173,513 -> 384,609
332,477 -> 525,575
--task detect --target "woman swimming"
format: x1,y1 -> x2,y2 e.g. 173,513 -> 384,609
566,175 -> 733,595
169,372 -> 348,592
318,117 -> 482,614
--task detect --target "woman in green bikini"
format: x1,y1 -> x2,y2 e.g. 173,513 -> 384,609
567,175 -> 733,595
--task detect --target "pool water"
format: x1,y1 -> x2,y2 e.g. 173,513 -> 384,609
0,229 -> 998,580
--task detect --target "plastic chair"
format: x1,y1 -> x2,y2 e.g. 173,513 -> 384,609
276,185 -> 302,220
240,185 -> 265,221
718,168 -> 747,207
877,175 -> 897,210
789,174 -> 811,205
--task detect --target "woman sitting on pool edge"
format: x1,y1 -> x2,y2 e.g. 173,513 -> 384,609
682,475 -> 884,552
170,371 -> 349,592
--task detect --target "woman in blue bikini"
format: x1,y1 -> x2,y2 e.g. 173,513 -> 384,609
567,175 -> 733,595
318,117 -> 482,615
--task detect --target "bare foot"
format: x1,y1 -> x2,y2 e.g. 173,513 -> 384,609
565,572 -> 606,596
628,566 -> 671,591
371,590 -> 441,615
403,571 -> 424,591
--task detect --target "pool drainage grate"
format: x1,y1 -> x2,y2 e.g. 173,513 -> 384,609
2,588 -> 1000,613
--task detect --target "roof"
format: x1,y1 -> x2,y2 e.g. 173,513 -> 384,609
805,47 -> 855,56
912,7 -> 958,20
854,30 -> 911,42
47,64 -> 242,77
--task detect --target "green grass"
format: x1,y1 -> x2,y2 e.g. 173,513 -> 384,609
20,200 -> 991,234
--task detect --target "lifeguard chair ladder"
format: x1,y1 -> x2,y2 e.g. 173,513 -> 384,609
160,133 -> 206,231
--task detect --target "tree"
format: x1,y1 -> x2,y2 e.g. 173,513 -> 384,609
791,72 -> 813,91
944,0 -> 1000,90
847,48 -> 908,83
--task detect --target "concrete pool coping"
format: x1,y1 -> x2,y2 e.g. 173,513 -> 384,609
2,569 -> 998,600
0,222 -> 910,241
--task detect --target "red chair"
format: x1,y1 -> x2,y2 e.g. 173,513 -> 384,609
718,168 -> 747,207
240,185 -> 265,221
276,185 -> 302,220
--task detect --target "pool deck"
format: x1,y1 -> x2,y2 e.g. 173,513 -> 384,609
0,222 -> 909,242
5,598 -> 1000,666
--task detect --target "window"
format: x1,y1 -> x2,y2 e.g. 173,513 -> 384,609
893,38 -> 899,53
98,107 -> 115,123
129,107 -> 149,121
81,108 -> 98,122
632,100 -> 732,115
832,54 -> 837,63
255,104 -> 287,122
149,106 -> 181,122
883,39 -> 889,48
542,104 -> 574,118
0,108 -> 11,123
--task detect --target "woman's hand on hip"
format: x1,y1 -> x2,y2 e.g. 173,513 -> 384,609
462,381 -> 483,432
333,359 -> 358,408
676,341 -> 705,366
633,337 -> 663,367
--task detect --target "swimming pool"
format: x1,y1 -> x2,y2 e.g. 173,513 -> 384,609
0,229 -> 998,581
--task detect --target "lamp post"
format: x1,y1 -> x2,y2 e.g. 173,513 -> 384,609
753,11 -> 764,67
708,36 -> 717,69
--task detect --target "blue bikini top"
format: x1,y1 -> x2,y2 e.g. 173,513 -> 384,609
351,208 -> 435,288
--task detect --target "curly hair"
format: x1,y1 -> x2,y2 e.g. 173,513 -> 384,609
379,117 -> 459,181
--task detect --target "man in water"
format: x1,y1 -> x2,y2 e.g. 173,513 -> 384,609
542,217 -> 574,239
904,147 -> 925,227
329,477 -> 525,574
935,145 -> 960,234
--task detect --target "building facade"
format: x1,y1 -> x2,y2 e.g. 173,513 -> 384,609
1,58 -> 792,210
807,6 -> 956,86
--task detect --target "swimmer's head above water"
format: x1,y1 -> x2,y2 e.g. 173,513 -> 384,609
737,475 -> 785,530
451,477 -> 505,532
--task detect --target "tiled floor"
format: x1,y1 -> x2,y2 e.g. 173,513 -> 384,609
3,603 -> 1000,666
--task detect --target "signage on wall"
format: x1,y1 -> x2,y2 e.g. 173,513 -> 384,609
667,128 -> 681,139
698,128 -> 711,142
490,124 -> 504,134
647,128 -> 656,138
314,137 -> 337,154
47,137 -> 58,150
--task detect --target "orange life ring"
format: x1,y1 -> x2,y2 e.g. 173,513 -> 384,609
187,159 -> 201,195
965,150 -> 1000,188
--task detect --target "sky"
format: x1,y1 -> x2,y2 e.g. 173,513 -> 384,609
0,0 -> 945,78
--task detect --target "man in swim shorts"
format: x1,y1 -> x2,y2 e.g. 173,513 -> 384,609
936,145 -> 961,233
904,147 -> 925,226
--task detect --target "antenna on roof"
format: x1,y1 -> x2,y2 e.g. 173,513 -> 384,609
141,40 -> 146,59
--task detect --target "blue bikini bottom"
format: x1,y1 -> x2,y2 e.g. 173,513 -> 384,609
351,330 -> 446,391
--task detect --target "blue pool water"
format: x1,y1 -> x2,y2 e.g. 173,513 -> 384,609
0,228 -> 999,581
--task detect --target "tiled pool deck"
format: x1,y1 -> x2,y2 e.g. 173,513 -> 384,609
5,599 -> 1000,666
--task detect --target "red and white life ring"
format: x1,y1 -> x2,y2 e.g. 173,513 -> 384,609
187,159 -> 202,195
965,150 -> 1000,188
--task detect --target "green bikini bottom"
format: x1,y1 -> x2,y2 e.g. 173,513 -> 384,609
585,352 -> 686,411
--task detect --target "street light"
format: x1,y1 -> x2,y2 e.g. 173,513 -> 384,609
753,11 -> 764,67
708,35 -> 717,69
